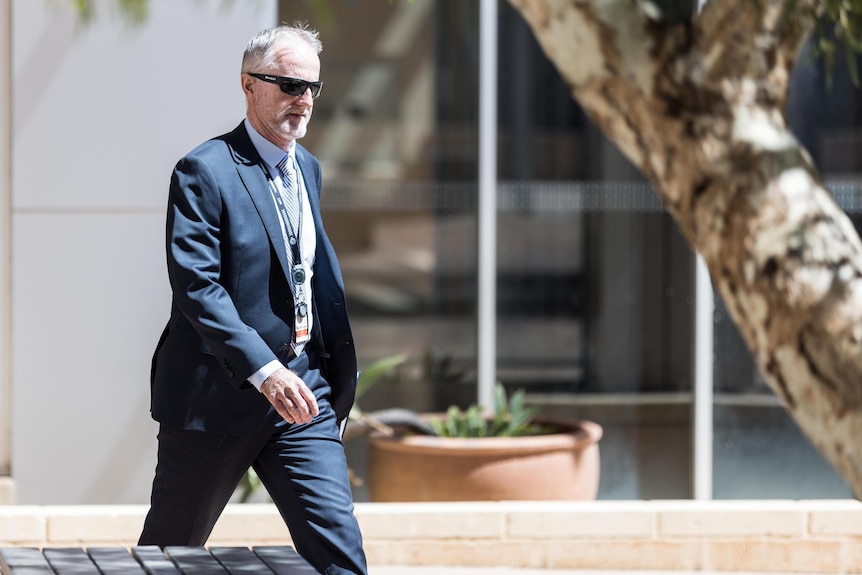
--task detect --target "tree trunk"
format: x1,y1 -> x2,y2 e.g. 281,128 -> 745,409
508,0 -> 862,498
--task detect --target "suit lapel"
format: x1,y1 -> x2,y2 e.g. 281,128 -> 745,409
227,124 -> 293,281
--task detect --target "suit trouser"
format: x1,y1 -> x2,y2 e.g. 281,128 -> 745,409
138,352 -> 368,575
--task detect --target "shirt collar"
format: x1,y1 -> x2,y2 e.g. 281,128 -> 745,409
243,118 -> 296,171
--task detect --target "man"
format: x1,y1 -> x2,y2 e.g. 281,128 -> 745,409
139,24 -> 368,575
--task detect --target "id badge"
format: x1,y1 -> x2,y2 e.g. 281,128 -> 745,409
294,299 -> 310,344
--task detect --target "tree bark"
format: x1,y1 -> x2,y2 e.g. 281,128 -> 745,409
508,0 -> 862,498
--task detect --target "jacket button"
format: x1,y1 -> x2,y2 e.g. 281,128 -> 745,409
222,359 -> 234,377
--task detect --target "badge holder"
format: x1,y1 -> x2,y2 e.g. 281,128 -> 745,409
292,264 -> 310,346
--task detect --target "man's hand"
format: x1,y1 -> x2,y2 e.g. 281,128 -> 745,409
260,368 -> 319,424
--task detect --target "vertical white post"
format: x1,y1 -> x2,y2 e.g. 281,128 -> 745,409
0,0 -> 13,502
692,0 -> 713,504
477,0 -> 497,412
693,254 -> 713,499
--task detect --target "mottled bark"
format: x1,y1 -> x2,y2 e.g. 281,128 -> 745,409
509,0 -> 862,497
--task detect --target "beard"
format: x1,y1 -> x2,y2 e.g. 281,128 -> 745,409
281,110 -> 310,140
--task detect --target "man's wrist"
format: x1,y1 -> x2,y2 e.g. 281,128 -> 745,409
249,360 -> 285,391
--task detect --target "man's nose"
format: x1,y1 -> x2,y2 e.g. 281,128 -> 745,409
296,87 -> 315,104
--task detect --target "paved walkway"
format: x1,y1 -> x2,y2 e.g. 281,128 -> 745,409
371,570 -> 588,574
370,570 -> 612,575
370,569 -> 799,575
371,570 -> 629,575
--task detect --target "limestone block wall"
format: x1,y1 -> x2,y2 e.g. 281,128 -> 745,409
0,501 -> 859,573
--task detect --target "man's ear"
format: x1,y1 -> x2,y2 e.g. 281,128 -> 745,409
240,74 -> 255,96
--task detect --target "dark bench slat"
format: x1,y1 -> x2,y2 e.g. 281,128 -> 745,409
251,547 -> 317,575
0,547 -> 54,575
129,547 -> 183,575
2,547 -> 316,575
163,548 -> 226,575
207,548 -> 272,575
86,548 -> 146,575
43,548 -> 101,575
130,547 -> 183,575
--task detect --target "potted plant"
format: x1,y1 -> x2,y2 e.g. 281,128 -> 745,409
241,355 -> 603,503
363,383 -> 602,502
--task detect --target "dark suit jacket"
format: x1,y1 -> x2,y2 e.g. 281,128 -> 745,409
149,122 -> 357,435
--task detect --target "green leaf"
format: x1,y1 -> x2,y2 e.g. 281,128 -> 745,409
61,0 -> 148,26
464,405 -> 487,437
812,0 -> 862,87
444,405 -> 461,438
493,383 -> 508,414
844,37 -> 860,86
355,353 -> 407,401
116,0 -> 147,24
237,468 -> 263,503
429,417 -> 446,436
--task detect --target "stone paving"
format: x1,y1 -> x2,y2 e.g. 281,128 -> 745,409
369,569 -> 801,575
371,569 -> 584,574
370,570 -> 597,575
370,570 -> 602,575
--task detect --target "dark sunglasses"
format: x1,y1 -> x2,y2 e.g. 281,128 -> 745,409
248,73 -> 323,99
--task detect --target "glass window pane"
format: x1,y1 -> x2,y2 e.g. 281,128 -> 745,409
496,3 -> 695,499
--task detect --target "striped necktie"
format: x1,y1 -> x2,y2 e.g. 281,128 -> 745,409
275,155 -> 301,253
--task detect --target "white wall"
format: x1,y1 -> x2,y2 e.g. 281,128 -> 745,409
11,0 -> 275,504
1,0 -> 11,490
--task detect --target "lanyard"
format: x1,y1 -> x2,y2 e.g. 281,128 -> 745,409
269,161 -> 303,270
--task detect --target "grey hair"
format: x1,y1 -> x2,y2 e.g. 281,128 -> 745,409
241,23 -> 323,74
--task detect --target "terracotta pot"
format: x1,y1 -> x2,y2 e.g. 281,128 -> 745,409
367,417 -> 603,502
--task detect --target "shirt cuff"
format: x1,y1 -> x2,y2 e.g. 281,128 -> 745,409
248,359 -> 285,391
